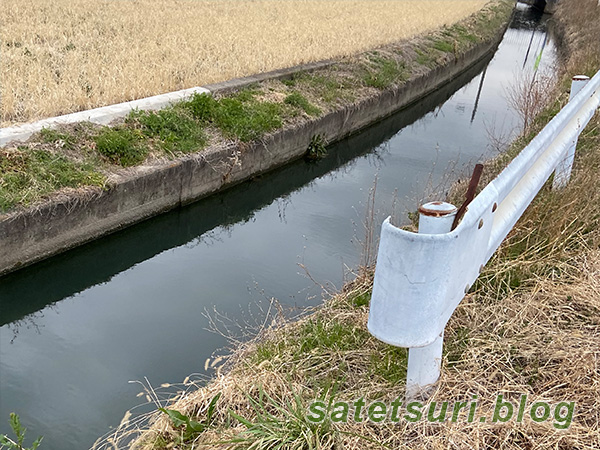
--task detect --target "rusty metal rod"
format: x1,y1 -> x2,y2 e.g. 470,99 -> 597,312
451,163 -> 484,230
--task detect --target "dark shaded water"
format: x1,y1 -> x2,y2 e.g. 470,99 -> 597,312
0,5 -> 556,449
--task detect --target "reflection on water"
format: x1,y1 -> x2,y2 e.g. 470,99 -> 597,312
0,6 -> 557,450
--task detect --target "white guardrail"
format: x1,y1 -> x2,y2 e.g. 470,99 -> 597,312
367,71 -> 600,399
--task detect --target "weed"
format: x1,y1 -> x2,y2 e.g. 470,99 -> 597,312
0,148 -> 105,212
184,91 -> 283,142
216,97 -> 283,142
128,108 -> 206,154
369,346 -> 408,384
445,326 -> 470,367
94,127 -> 148,166
415,48 -> 436,68
351,291 -> 371,308
280,78 -> 297,88
0,413 -> 43,450
39,128 -> 77,149
432,39 -> 454,53
227,386 -> 338,450
284,92 -> 321,116
299,74 -> 350,104
252,317 -> 369,367
184,93 -> 217,122
298,319 -> 370,354
363,55 -> 407,89
305,134 -> 327,161
159,393 -> 221,442
506,72 -> 556,133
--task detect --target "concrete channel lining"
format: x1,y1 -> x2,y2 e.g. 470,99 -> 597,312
0,22 -> 509,276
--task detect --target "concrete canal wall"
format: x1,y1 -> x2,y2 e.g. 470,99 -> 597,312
0,16 -> 510,276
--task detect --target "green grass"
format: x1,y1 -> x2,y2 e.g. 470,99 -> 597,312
299,319 -> 370,353
284,92 -> 321,116
128,107 -> 206,154
252,317 -> 370,367
432,39 -> 455,53
39,127 -> 78,150
184,91 -> 284,142
227,386 -> 338,450
362,55 -> 407,89
369,346 -> 408,384
415,48 -> 437,68
94,127 -> 149,167
297,73 -> 352,104
0,148 -> 105,212
351,291 -> 371,308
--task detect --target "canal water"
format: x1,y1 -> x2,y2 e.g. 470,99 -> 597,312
0,4 -> 557,450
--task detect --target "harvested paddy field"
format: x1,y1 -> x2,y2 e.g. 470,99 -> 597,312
1,0 -> 487,126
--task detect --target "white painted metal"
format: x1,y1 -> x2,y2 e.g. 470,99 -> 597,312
406,201 -> 456,398
0,86 -> 210,148
368,71 -> 600,393
553,75 -> 591,189
416,201 -> 457,234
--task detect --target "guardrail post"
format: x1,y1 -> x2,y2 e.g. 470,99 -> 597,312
405,201 -> 457,400
552,75 -> 591,189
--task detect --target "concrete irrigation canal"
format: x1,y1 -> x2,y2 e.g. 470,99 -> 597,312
0,4 -> 557,450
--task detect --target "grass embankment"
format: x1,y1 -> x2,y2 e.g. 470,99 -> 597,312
96,1 -> 600,449
0,0 -> 491,126
0,0 -> 513,215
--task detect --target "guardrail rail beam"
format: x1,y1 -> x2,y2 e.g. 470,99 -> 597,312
368,72 -> 600,398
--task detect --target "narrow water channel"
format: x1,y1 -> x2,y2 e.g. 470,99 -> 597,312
0,5 -> 557,449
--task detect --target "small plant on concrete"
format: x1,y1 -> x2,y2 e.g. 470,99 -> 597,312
0,413 -> 43,450
305,134 -> 327,161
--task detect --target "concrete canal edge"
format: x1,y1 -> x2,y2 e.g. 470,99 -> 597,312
0,23 -> 509,276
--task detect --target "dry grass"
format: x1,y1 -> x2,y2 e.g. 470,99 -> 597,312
555,0 -> 600,78
0,0 -> 489,126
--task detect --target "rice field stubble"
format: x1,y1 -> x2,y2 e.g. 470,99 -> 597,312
0,0 -> 488,126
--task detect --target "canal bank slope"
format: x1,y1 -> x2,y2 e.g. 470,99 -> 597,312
0,1 -> 514,276
105,1 -> 600,449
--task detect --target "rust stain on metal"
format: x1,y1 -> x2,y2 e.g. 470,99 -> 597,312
418,204 -> 457,217
452,163 -> 484,230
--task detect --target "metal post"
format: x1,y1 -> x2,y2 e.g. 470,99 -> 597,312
553,75 -> 591,189
405,201 -> 457,400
